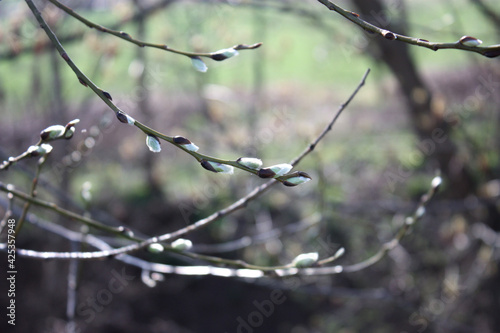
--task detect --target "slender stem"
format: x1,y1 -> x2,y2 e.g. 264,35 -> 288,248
0,149 -> 35,171
15,154 -> 47,235
47,0 -> 261,59
291,68 -> 370,167
317,0 -> 500,58
341,175 -> 441,273
0,182 -> 136,240
0,193 -> 14,235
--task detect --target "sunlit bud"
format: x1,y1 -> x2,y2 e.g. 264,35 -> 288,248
27,146 -> 38,155
171,238 -> 193,251
257,168 -> 276,178
431,176 -> 442,190
334,247 -> 345,259
237,157 -> 263,170
292,252 -> 319,268
81,181 -> 92,203
484,49 -> 500,58
119,31 -> 131,38
269,163 -> 293,177
211,48 -> 239,61
173,136 -> 199,152
201,159 -> 217,172
118,226 -> 134,238
101,90 -> 112,100
116,111 -> 135,125
62,119 -> 80,139
201,160 -> 234,174
64,126 -> 76,139
282,172 -> 312,187
258,163 -> 293,178
146,135 -> 161,153
28,143 -> 53,157
78,77 -> 88,87
214,163 -> 234,174
40,125 -> 65,141
381,30 -> 396,40
233,42 -> 262,50
65,119 -> 80,128
415,206 -> 426,219
148,243 -> 165,253
405,217 -> 415,225
459,36 -> 482,47
191,56 -> 208,72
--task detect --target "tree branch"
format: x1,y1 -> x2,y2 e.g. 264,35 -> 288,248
317,0 -> 500,58
47,0 -> 261,60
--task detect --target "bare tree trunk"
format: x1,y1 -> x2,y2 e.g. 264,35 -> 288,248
351,0 -> 476,198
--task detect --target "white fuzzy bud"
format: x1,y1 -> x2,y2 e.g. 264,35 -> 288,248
201,160 -> 234,174
213,163 -> 234,174
184,143 -> 199,152
173,136 -> 199,152
171,238 -> 192,251
237,157 -> 263,170
28,144 -> 53,156
148,243 -> 165,253
191,56 -> 208,73
282,172 -> 312,187
415,206 -> 426,219
125,114 -> 135,125
334,247 -> 345,258
64,126 -> 76,139
146,135 -> 161,153
212,48 -> 239,61
431,176 -> 442,189
292,252 -> 319,268
81,181 -> 92,203
40,125 -> 65,141
268,163 -> 293,177
459,36 -> 483,47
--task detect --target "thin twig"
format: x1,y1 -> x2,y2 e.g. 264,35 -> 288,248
341,175 -> 442,273
0,182 -> 136,239
15,153 -> 48,235
0,149 -> 38,171
317,0 -> 500,58
290,68 -> 370,167
0,193 -> 14,235
47,0 -> 261,59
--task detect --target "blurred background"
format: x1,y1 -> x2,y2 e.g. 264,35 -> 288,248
0,0 -> 499,332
